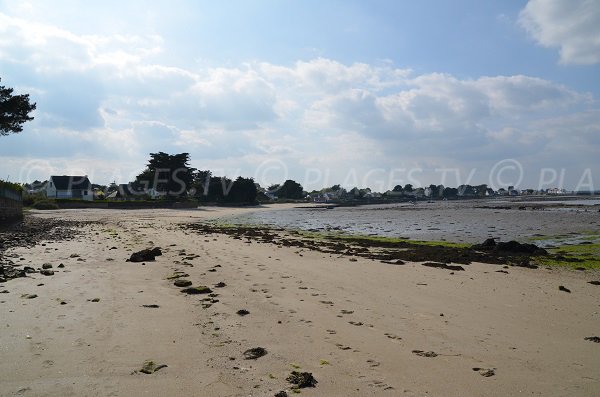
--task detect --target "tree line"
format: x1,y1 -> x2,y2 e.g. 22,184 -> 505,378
132,152 -> 306,204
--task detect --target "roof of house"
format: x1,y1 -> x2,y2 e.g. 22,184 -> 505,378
117,183 -> 145,197
50,175 -> 91,190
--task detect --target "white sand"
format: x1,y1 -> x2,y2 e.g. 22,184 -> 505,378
0,207 -> 598,396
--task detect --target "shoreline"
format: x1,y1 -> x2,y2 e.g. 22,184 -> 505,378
0,208 -> 599,396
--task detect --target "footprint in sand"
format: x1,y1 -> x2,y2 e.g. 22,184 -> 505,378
366,359 -> 381,367
412,350 -> 438,357
368,380 -> 394,390
384,333 -> 402,340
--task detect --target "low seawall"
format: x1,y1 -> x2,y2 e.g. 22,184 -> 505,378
0,194 -> 23,224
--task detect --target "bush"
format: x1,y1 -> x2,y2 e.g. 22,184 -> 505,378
32,199 -> 59,210
0,180 -> 23,193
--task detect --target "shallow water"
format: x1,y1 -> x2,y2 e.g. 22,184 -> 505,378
226,200 -> 600,244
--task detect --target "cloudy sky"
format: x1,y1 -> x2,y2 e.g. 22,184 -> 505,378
1,0 -> 599,191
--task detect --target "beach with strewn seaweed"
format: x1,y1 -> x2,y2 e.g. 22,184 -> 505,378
1,203 -> 599,396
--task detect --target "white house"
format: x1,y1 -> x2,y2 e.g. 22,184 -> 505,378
46,175 -> 93,201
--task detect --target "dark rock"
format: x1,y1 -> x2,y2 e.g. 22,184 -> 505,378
57,264 -> 65,268
140,360 -> 167,374
243,347 -> 267,359
422,262 -> 465,271
40,269 -> 54,276
496,240 -> 546,254
588,281 -> 600,286
237,309 -> 250,316
472,367 -> 495,377
480,238 -> 496,248
23,266 -> 36,273
142,304 -> 160,308
412,350 -> 438,357
129,247 -> 162,262
558,285 -> 571,293
173,279 -> 192,288
180,286 -> 212,295
274,391 -> 288,397
286,371 -> 317,388
42,263 -> 53,269
214,282 -> 226,288
472,239 -> 546,255
584,336 -> 600,343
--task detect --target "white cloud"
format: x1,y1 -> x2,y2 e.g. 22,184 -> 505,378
519,0 -> 600,64
1,10 -> 598,189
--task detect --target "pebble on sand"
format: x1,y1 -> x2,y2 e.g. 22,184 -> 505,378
180,286 -> 212,294
472,367 -> 496,377
412,350 -> 438,357
243,347 -> 267,360
286,371 -> 318,388
139,360 -> 168,374
173,279 -> 192,287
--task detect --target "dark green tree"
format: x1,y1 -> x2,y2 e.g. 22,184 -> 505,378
277,179 -> 304,199
199,176 -> 232,202
136,152 -> 196,198
428,184 -> 441,198
457,184 -> 475,196
443,187 -> 458,198
1,78 -> 36,136
476,184 -> 488,197
225,177 -> 258,203
193,170 -> 212,197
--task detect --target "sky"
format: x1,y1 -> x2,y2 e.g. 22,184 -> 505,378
0,0 -> 599,191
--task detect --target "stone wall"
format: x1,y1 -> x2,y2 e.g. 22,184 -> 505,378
0,196 -> 23,224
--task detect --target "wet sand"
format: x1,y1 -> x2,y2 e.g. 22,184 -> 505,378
228,200 -> 600,243
0,206 -> 599,396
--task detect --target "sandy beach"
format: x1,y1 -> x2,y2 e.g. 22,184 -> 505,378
1,206 -> 599,397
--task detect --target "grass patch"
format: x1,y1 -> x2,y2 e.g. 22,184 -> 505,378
295,229 -> 469,248
530,233 -> 600,269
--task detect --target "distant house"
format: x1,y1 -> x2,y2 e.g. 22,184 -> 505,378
264,191 -> 278,201
106,184 -> 146,200
46,175 -> 93,201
